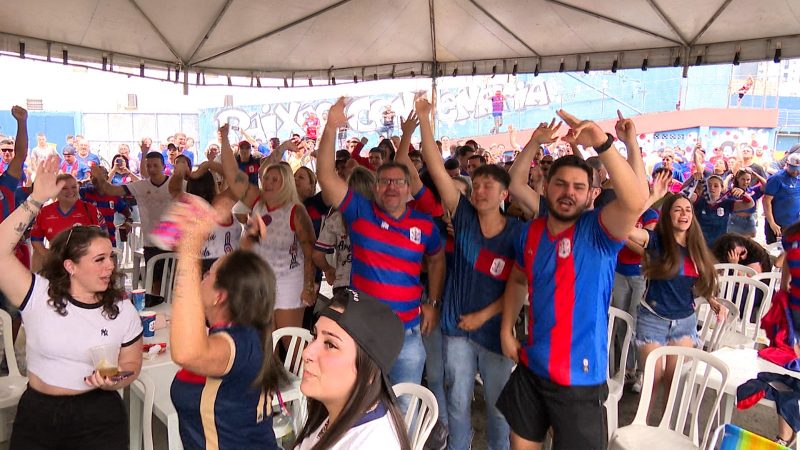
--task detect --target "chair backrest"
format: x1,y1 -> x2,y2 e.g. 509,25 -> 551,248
717,275 -> 771,338
695,297 -> 739,352
606,307 -> 634,384
392,383 -> 438,450
632,346 -> 728,449
133,372 -> 156,450
143,252 -> 179,304
752,271 -> 782,316
0,309 -> 19,377
714,263 -> 758,278
271,327 -> 313,377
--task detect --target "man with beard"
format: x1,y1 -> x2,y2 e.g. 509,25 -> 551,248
497,110 -> 648,449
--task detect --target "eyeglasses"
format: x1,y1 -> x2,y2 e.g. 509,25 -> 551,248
0,148 -> 13,153
377,178 -> 409,187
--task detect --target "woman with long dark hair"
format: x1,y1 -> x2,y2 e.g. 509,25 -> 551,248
0,155 -> 142,449
294,289 -> 411,450
628,192 -> 721,404
168,194 -> 288,449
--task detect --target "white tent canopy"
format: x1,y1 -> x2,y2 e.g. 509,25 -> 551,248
2,0 -> 800,87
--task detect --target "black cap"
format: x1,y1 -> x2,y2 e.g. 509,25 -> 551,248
314,289 -> 404,398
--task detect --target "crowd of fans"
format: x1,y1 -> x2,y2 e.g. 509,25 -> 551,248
1,98 -> 800,450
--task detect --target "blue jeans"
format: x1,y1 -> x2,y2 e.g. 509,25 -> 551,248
390,325 -> 426,413
444,336 -> 514,450
423,325 -> 448,425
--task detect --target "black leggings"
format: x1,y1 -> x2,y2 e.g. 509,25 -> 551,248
10,386 -> 128,450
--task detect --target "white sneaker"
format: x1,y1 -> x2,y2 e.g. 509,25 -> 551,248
631,373 -> 643,394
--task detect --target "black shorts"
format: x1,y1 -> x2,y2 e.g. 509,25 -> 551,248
496,365 -> 609,450
11,386 -> 128,450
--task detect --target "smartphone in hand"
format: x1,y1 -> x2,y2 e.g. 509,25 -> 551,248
111,371 -> 135,382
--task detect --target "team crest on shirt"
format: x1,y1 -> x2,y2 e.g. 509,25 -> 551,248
0,191 -> 4,201
381,221 -> 389,230
490,258 -> 506,276
557,238 -> 571,259
409,227 -> 422,244
716,207 -> 724,217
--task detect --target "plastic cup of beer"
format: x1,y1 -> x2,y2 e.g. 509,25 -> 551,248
90,344 -> 120,378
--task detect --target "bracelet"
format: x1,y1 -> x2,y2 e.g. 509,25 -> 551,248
27,197 -> 45,209
428,298 -> 440,308
594,133 -> 615,154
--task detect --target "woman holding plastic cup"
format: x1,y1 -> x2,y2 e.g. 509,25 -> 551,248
168,193 -> 288,449
0,155 -> 143,449
218,124 -> 317,334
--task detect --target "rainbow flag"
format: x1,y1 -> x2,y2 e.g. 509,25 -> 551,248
719,424 -> 789,450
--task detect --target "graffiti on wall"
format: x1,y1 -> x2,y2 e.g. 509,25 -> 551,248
199,76 -> 552,147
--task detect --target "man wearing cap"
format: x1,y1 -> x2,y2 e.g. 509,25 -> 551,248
235,140 -> 263,186
317,98 -> 445,402
59,146 -> 90,183
764,153 -> 800,244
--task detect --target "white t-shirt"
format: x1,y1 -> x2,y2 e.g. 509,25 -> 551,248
201,216 -> 243,260
314,210 -> 351,289
124,177 -> 174,247
20,275 -> 143,391
295,408 -> 402,450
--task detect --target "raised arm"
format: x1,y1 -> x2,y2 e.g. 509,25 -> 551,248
0,155 -> 63,306
8,106 -> 28,180
415,98 -> 460,214
395,111 -> 423,194
317,98 -> 350,207
508,121 -> 562,218
615,110 -> 647,189
90,165 -> 127,197
558,110 -> 648,240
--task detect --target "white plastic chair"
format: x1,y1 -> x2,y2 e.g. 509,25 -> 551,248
0,309 -> 27,442
609,346 -> 729,450
714,263 -> 757,278
717,275 -> 771,348
695,297 -> 738,352
143,252 -> 178,304
605,307 -> 634,438
392,383 -> 438,450
271,327 -> 313,377
131,373 -> 156,450
752,271 -> 782,316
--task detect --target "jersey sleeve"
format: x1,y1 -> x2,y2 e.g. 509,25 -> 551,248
645,229 -> 659,252
115,197 -> 129,213
514,223 -> 530,269
765,175 -> 780,196
315,213 -> 340,254
18,274 -> 49,313
590,209 -> 626,254
339,188 -> 369,225
641,208 -> 659,228
118,300 -> 144,347
424,218 -> 442,256
411,186 -> 443,217
123,180 -> 143,198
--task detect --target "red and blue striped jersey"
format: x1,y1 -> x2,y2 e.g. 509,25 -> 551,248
616,208 -> 659,276
441,195 -> 523,354
0,172 -> 19,221
782,230 -> 800,340
515,210 -> 623,386
80,186 -> 129,246
339,189 -> 442,328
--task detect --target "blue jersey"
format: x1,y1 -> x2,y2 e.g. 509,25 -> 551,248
0,172 -> 19,221
80,186 -> 128,246
695,195 -> 737,246
339,189 -> 441,328
643,230 -> 699,320
76,153 -> 102,168
765,170 -> 800,227
783,230 -> 800,338
515,210 -> 623,386
171,324 -> 278,450
441,195 -> 522,354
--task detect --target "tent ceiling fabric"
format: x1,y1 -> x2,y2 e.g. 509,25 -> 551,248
2,0 -> 800,84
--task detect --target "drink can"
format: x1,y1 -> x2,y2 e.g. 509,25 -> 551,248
131,289 -> 146,311
140,311 -> 157,338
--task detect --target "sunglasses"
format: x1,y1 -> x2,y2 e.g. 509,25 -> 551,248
64,225 -> 105,247
0,148 -> 13,153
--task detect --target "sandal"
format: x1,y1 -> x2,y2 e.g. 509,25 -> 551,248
775,433 -> 796,447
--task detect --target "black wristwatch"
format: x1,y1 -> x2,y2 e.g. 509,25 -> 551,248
594,133 -> 615,154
